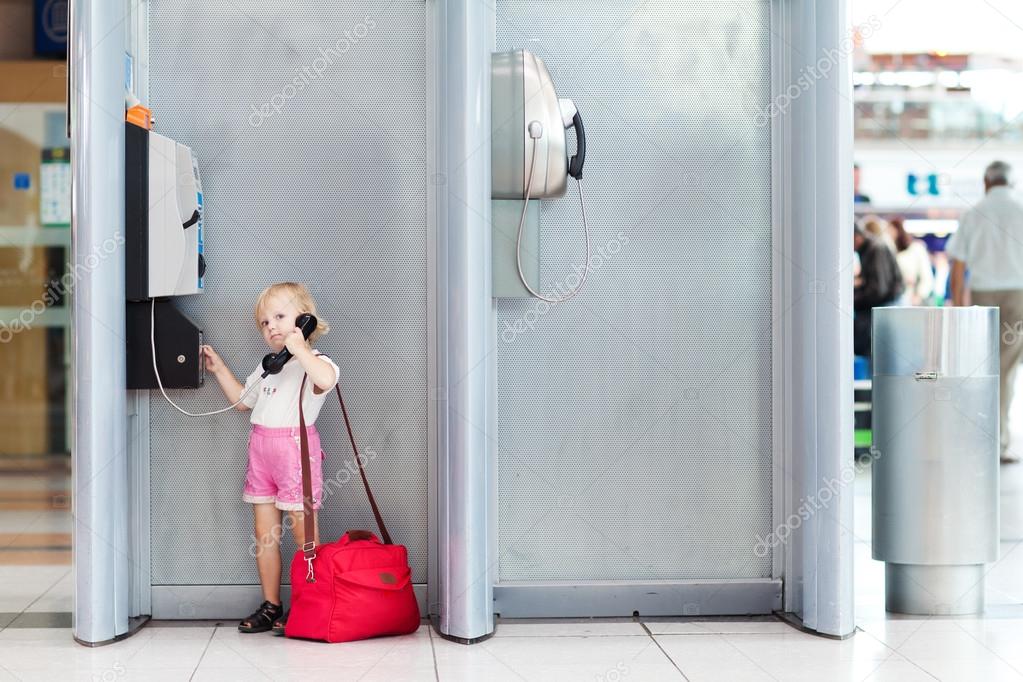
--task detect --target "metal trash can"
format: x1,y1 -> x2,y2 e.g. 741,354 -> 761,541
872,307 -> 1000,615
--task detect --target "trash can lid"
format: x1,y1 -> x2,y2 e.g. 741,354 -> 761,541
872,307 -> 999,378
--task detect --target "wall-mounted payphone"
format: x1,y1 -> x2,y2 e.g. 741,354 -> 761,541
125,121 -> 205,299
125,119 -> 205,390
491,49 -> 589,302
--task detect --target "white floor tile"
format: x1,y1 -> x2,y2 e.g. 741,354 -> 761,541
434,633 -> 670,671
859,660 -> 940,682
7,668 -> 195,682
193,654 -> 284,682
0,599 -> 38,614
193,670 -> 274,682
195,640 -> 269,670
260,668 -> 435,682
882,627 -> 1007,661
674,658 -> 777,682
207,627 -> 434,672
654,633 -> 752,666
646,620 -> 796,635
434,632 -> 676,682
912,657 -> 1023,682
722,631 -> 895,664
0,566 -> 69,612
125,637 -> 211,670
137,625 -> 217,641
857,618 -> 966,649
985,542 -> 1023,604
738,658 -> 925,682
495,621 -> 645,637
436,662 -> 682,682
340,666 -> 440,682
0,642 -> 143,674
23,569 -> 72,613
433,664 -> 526,682
0,628 -> 79,642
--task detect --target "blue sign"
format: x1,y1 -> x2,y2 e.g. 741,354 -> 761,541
907,172 -> 940,197
13,173 -> 31,191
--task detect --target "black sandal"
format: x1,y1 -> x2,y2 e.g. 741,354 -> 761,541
271,610 -> 288,636
238,600 -> 283,633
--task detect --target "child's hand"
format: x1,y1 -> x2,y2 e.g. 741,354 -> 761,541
201,345 -> 225,374
284,329 -> 309,356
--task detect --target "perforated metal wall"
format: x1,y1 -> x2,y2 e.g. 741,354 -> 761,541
495,0 -> 774,580
148,1 -> 428,585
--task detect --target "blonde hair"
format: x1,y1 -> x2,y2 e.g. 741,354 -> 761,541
254,282 -> 329,342
862,215 -> 887,239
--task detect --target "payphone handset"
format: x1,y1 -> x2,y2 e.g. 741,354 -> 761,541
261,313 -> 318,378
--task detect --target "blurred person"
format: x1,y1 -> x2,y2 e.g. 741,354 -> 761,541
888,218 -> 935,305
854,163 -> 871,204
854,223 -> 905,359
930,250 -> 951,306
948,161 -> 1023,464
862,215 -> 896,251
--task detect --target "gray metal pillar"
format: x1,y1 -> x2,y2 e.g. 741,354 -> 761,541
778,0 -> 855,637
429,0 -> 496,642
70,0 -> 130,645
809,0 -> 855,637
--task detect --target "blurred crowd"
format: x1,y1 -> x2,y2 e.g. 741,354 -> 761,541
854,160 -> 1023,463
852,214 -> 942,357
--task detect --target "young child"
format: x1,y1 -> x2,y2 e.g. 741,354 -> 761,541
202,282 -> 339,635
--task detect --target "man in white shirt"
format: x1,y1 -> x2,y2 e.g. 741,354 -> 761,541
949,160 -> 1023,463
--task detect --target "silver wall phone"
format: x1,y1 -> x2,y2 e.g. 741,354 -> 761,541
492,49 -> 590,303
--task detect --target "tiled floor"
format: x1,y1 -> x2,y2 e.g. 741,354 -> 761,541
0,463 -> 73,630
3,461 -> 1023,680
2,391 -> 1023,679
2,614 -> 1023,681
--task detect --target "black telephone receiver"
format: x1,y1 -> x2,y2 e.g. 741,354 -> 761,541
261,313 -> 317,377
567,110 -> 586,180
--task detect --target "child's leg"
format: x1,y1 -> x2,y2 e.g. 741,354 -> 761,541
287,509 -> 320,549
252,503 -> 284,604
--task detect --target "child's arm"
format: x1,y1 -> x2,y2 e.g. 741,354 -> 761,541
201,345 -> 252,411
285,331 -> 338,394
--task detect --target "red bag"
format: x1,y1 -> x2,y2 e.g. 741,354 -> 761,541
285,377 -> 420,642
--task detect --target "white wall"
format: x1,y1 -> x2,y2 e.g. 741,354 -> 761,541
853,0 -> 1023,58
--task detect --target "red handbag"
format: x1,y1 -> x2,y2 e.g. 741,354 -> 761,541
285,376 -> 421,642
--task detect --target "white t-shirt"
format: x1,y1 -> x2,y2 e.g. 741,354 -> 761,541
895,240 -> 934,302
241,351 -> 340,427
945,186 -> 1023,291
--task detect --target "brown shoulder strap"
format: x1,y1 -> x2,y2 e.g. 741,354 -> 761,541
297,375 -> 317,579
297,374 -> 392,547
333,384 -> 391,545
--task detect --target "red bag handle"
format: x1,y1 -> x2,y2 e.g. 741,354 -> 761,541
298,373 -> 393,577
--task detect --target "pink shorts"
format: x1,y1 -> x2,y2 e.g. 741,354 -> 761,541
243,425 -> 324,511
